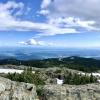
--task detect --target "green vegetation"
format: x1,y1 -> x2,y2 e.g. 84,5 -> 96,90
4,67 -> 45,86
1,67 -> 97,86
36,86 -> 44,98
64,72 -> 97,85
0,56 -> 100,72
0,56 -> 99,86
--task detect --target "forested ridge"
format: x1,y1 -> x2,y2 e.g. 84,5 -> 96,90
0,56 -> 100,72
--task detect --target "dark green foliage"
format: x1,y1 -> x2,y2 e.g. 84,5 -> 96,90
54,69 -> 62,74
36,86 -> 44,97
3,68 -> 98,85
0,56 -> 100,72
64,72 -> 97,85
5,68 -> 45,85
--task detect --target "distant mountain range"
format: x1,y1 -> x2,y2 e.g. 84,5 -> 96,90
0,56 -> 100,72
0,47 -> 100,60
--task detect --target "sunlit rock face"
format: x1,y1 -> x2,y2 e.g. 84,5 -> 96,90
42,84 -> 100,100
1,76 -> 100,100
0,77 -> 37,100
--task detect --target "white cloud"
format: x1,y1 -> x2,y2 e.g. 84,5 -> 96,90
0,1 -> 49,31
19,39 -> 54,46
39,0 -> 100,32
41,0 -> 52,9
49,17 -> 98,31
38,9 -> 50,15
37,26 -> 77,37
19,39 -> 37,45
1,0 -> 98,37
0,1 -> 77,36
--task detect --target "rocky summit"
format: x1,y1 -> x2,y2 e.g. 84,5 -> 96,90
0,76 -> 100,100
42,84 -> 100,100
0,77 -> 37,100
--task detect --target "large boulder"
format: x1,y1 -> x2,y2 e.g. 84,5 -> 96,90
0,76 -> 100,100
42,84 -> 100,100
0,77 -> 37,100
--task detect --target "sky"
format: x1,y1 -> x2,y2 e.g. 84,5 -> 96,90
0,0 -> 100,48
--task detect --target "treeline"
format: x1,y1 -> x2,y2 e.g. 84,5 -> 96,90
4,68 -> 45,86
0,56 -> 100,72
3,68 -> 98,85
64,72 -> 97,85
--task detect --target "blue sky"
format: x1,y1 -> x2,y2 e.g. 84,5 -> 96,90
0,0 -> 100,48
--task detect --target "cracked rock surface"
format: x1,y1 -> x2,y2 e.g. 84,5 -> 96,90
0,77 -> 37,100
0,76 -> 100,100
42,84 -> 100,100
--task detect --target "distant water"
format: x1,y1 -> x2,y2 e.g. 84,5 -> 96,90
0,47 -> 100,60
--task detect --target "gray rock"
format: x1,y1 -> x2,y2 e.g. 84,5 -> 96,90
42,84 -> 100,100
1,75 -> 100,100
0,77 -> 37,100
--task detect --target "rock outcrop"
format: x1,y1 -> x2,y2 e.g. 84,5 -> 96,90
0,77 -> 37,100
42,84 -> 100,100
0,76 -> 100,100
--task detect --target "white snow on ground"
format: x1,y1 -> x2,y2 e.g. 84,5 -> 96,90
56,78 -> 63,85
92,73 -> 100,77
0,69 -> 35,74
97,80 -> 100,83
78,72 -> 100,77
78,72 -> 100,83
